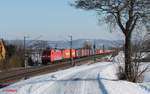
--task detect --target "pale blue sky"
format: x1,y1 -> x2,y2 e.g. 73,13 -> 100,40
0,0 -> 123,41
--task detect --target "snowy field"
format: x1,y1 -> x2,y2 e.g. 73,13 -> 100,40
0,61 -> 150,94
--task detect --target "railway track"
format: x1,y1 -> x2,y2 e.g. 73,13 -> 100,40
0,56 -> 95,83
0,54 -> 110,87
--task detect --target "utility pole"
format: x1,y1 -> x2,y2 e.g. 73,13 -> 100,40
102,44 -> 105,53
55,44 -> 57,49
69,35 -> 74,65
93,41 -> 96,62
24,36 -> 28,79
24,36 -> 27,69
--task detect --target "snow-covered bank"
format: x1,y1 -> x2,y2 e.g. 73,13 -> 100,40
0,61 -> 149,94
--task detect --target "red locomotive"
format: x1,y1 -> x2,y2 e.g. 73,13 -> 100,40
41,48 -> 113,65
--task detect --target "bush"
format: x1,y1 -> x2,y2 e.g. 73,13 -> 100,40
9,55 -> 24,68
0,59 -> 10,70
117,66 -> 126,80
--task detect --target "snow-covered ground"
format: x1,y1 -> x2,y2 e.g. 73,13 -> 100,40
0,61 -> 150,94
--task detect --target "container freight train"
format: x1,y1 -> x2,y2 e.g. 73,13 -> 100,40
41,48 -> 113,65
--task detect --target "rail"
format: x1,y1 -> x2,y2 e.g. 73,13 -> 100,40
0,53 -> 111,87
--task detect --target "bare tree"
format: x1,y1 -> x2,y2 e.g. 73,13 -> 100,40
27,40 -> 49,65
130,27 -> 150,82
83,40 -> 92,49
72,0 -> 150,81
142,33 -> 150,51
113,31 -> 150,82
